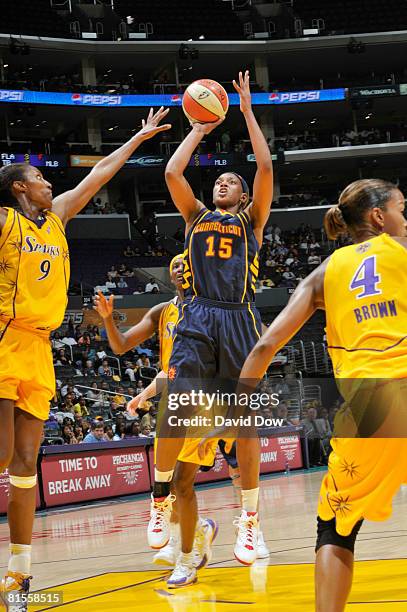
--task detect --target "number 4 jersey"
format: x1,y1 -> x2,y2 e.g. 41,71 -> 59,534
324,233 -> 407,378
182,208 -> 259,302
0,207 -> 70,331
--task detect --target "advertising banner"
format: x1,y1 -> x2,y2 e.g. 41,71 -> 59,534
0,153 -> 67,167
350,85 -> 400,98
41,446 -> 150,507
189,153 -> 234,167
0,88 -> 345,108
259,434 -> 303,473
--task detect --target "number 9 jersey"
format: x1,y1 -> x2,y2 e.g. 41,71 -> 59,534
324,233 -> 407,378
0,207 -> 70,332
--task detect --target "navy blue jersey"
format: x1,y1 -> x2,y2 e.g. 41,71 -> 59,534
182,208 -> 259,303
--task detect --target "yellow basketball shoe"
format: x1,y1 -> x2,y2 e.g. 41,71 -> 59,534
0,571 -> 32,611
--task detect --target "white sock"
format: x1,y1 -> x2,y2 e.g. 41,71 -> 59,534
241,488 -> 259,513
8,544 -> 31,575
170,522 -> 180,539
154,468 -> 174,482
180,551 -> 194,566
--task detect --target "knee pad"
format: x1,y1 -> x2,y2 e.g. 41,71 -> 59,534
315,517 -> 363,554
9,474 -> 37,489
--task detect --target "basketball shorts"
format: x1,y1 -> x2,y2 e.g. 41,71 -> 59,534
153,436 -> 218,467
168,296 -> 261,384
0,319 -> 55,421
318,437 -> 407,536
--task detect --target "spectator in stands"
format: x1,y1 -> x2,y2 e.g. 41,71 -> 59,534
300,406 -> 323,467
55,348 -> 72,366
112,386 -> 127,410
308,251 -> 321,268
276,403 -> 297,426
62,424 -> 78,445
92,325 -> 102,341
73,397 -> 90,418
136,355 -> 151,368
86,382 -> 103,404
281,267 -> 296,286
124,245 -> 136,258
133,284 -> 145,295
83,359 -> 96,377
139,423 -> 153,438
106,278 -> 117,291
104,424 -> 117,441
61,381 -> 82,400
117,277 -> 128,290
51,331 -> 65,349
145,278 -> 159,293
136,380 -> 146,395
83,421 -> 106,443
124,420 -> 140,438
98,359 -> 113,377
124,360 -> 137,382
78,332 -> 92,346
74,426 -> 84,443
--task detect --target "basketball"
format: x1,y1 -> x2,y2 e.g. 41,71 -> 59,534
182,79 -> 229,124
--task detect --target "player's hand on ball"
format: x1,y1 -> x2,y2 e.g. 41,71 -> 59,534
233,70 -> 252,114
93,291 -> 114,319
191,117 -> 224,135
136,107 -> 171,141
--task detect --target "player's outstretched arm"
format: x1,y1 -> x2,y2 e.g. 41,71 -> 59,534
52,107 -> 171,226
127,370 -> 167,416
165,119 -> 223,227
234,70 -> 273,238
94,292 -> 166,355
239,262 -> 327,386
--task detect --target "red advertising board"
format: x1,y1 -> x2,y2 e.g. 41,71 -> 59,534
259,434 -> 303,473
195,448 -> 230,483
41,447 -> 150,507
0,470 -> 41,514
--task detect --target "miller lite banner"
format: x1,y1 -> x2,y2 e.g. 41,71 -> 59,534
0,88 -> 345,108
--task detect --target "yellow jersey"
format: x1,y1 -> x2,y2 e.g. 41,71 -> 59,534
0,207 -> 70,332
324,233 -> 407,378
158,297 -> 180,373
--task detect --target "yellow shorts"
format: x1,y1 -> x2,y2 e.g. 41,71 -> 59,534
318,438 -> 407,536
153,437 -> 220,467
0,321 -> 55,421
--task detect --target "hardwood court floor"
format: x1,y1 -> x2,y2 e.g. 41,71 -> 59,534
1,470 -> 407,611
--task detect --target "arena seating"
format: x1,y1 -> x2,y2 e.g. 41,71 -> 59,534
114,0 -> 243,40
0,0 -> 69,38
294,0 -> 407,34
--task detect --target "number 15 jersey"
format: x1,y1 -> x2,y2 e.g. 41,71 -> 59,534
324,233 -> 407,378
0,207 -> 70,331
182,208 -> 259,303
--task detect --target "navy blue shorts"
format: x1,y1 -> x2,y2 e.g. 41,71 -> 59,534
168,297 -> 262,386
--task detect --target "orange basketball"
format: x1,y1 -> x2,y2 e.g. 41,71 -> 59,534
182,79 -> 229,124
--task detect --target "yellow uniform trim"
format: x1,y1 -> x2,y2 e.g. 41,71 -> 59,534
237,213 -> 249,303
248,302 -> 261,339
190,210 -> 211,296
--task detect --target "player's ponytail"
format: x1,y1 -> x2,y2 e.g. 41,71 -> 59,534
0,163 -> 29,203
324,178 -> 398,239
324,205 -> 347,239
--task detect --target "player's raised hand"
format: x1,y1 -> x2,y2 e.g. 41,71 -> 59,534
191,116 -> 224,135
93,291 -> 114,319
233,70 -> 252,114
136,107 -> 171,141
